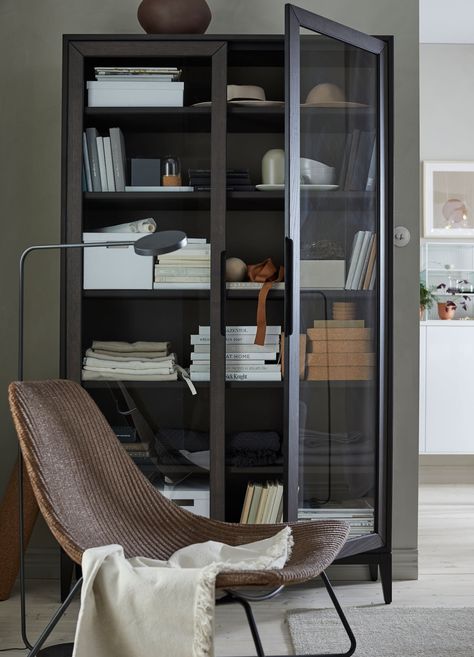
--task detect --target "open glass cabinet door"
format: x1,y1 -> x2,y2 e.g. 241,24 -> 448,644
283,4 -> 391,566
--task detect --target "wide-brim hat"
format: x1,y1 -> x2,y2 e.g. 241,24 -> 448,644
193,84 -> 284,107
302,83 -> 367,108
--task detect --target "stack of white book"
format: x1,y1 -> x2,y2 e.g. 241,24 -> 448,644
298,504 -> 374,538
344,230 -> 376,290
189,325 -> 282,381
154,238 -> 210,289
87,66 -> 184,107
240,481 -> 284,524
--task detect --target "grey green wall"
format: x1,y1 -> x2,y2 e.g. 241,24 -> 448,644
0,0 -> 419,579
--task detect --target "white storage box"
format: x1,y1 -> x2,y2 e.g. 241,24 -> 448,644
83,232 -> 154,290
161,480 -> 210,518
300,260 -> 345,289
87,81 -> 184,107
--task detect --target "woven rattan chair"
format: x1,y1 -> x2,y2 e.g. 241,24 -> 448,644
9,379 -> 356,657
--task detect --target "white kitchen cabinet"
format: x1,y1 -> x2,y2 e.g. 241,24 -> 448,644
420,321 -> 474,452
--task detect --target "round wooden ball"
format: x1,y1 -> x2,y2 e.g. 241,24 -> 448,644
137,0 -> 212,34
226,257 -> 247,282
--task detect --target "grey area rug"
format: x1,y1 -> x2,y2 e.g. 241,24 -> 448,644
287,607 -> 474,657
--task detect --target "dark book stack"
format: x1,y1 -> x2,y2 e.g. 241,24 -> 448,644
188,169 -> 253,191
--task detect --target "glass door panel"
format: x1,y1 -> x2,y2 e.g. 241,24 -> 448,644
285,6 -> 388,546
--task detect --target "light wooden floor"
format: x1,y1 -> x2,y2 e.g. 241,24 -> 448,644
1,483 -> 473,654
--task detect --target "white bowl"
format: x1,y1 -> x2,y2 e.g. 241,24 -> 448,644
300,157 -> 335,185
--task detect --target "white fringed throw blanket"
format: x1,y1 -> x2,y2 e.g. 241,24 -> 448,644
72,527 -> 293,657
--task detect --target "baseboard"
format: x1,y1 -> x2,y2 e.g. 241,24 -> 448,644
25,546 -> 417,582
419,453 -> 474,484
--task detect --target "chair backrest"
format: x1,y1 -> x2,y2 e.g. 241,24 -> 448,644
8,379 -> 193,563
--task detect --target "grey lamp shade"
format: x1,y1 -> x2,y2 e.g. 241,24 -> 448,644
134,230 -> 187,256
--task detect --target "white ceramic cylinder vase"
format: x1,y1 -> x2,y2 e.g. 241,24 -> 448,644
261,149 -> 285,185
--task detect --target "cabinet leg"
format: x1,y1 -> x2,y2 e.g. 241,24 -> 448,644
369,563 -> 378,581
379,553 -> 392,604
60,549 -> 74,603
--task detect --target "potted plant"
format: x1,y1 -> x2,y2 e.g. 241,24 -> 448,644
419,282 -> 435,320
435,282 -> 470,320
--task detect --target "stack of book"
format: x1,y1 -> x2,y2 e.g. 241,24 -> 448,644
240,481 -> 284,524
83,126 -> 127,192
344,230 -> 376,290
298,503 -> 374,538
305,321 -> 375,381
87,66 -> 183,107
112,426 -> 157,479
188,169 -> 253,191
189,325 -> 282,381
154,238 -> 210,289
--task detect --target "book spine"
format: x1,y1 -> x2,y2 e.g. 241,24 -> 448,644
85,127 -> 102,192
193,343 -> 280,353
103,136 -> 116,192
191,352 -> 276,361
190,334 -> 279,345
95,137 -> 107,191
155,276 -> 211,283
154,267 -> 211,276
344,231 -> 363,289
82,132 -> 93,192
109,127 -> 126,192
198,325 -> 281,336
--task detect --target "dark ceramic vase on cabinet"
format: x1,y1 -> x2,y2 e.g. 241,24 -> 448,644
137,0 -> 212,34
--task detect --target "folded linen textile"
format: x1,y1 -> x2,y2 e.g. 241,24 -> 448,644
85,349 -> 174,363
83,362 -> 175,375
92,349 -> 169,359
81,370 -> 178,381
229,431 -> 281,453
72,528 -> 293,657
92,340 -> 170,354
96,218 -> 157,233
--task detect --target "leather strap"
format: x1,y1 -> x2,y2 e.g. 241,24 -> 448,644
247,258 -> 284,345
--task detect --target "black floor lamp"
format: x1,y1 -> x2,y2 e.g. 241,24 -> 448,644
17,229 -> 187,655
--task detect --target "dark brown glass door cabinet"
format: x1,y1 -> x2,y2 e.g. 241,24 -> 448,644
61,5 -> 392,602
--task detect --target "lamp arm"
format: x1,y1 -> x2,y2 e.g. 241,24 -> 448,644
17,240 -> 134,650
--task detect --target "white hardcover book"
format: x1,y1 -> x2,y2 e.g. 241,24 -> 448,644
226,364 -> 280,373
190,372 -> 282,382
154,276 -> 210,283
226,282 -> 285,290
359,233 -> 375,290
109,128 -> 127,192
154,267 -> 211,276
82,133 -> 92,192
87,85 -> 184,108
344,231 -> 363,289
369,263 -> 376,290
191,352 -> 275,361
153,283 -> 210,290
198,325 -> 281,336
271,484 -> 284,523
350,231 -> 371,290
190,334 -> 280,345
193,343 -> 280,354
103,137 -> 115,192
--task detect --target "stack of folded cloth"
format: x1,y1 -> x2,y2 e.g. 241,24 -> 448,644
82,340 -> 177,381
227,431 -> 282,467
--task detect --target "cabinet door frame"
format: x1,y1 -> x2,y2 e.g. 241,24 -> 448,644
283,5 -> 392,557
61,36 -> 228,518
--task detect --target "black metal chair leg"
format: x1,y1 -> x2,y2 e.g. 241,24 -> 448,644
27,577 -> 82,657
319,571 -> 357,657
230,595 -> 265,657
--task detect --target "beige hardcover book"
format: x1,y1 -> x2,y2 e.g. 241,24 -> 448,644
262,484 -> 277,524
255,485 -> 269,524
240,483 -> 254,524
247,484 -> 263,524
307,327 -> 371,341
308,340 -> 372,354
306,365 -> 374,380
306,352 -> 375,366
281,334 -> 306,380
313,319 -> 365,328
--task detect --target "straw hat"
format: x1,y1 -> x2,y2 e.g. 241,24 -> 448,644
193,84 -> 284,107
303,83 -> 366,108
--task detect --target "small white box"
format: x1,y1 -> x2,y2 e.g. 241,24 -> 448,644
87,81 -> 184,107
161,480 -> 210,518
300,260 -> 345,289
83,232 -> 153,290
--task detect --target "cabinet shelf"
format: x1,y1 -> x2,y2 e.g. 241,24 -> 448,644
82,288 -> 375,300
83,190 -> 374,212
84,105 -> 375,134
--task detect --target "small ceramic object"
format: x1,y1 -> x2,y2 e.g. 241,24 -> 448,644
137,0 -> 212,34
262,149 -> 285,185
302,83 -> 366,108
226,257 -> 247,282
300,157 -> 335,185
437,302 -> 456,320
442,198 -> 468,228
